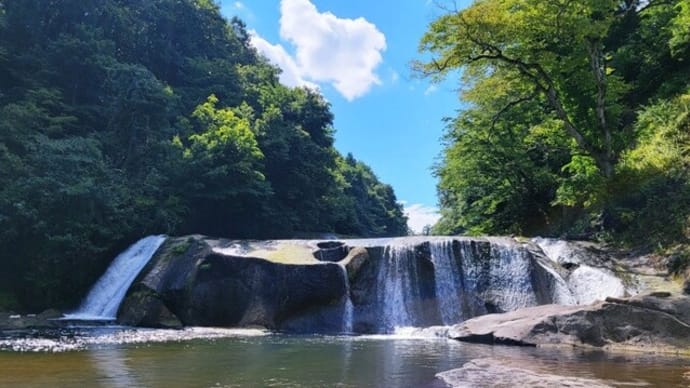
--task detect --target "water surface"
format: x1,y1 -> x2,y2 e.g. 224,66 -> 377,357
1,327 -> 688,387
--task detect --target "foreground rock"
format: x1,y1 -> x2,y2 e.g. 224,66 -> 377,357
0,309 -> 62,330
449,293 -> 690,353
118,236 -> 349,332
437,358 -> 613,388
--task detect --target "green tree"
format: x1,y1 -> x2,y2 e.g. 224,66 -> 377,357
419,0 -> 690,237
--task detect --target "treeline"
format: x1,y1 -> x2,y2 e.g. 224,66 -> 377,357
418,0 -> 690,244
0,0 -> 407,310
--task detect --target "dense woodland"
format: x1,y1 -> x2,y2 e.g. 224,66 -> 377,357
0,0 -> 408,310
418,0 -> 690,245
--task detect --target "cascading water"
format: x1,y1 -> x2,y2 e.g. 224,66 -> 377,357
377,243 -> 423,331
338,263 -> 354,334
65,235 -> 166,320
533,237 -> 627,304
366,236 -> 616,333
429,239 -> 463,325
481,238 -> 539,311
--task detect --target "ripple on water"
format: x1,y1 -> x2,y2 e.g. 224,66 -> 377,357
0,327 -> 268,353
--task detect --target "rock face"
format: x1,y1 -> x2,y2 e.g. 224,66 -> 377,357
116,235 -> 641,333
118,236 -> 348,332
448,293 -> 690,353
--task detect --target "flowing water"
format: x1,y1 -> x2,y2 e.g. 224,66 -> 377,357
0,327 -> 688,387
63,235 -> 166,320
5,236 -> 676,386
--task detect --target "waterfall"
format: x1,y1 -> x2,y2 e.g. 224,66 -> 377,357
338,263 -> 354,334
65,235 -> 166,320
429,239 -> 463,325
377,244 -> 420,332
483,238 -> 539,311
369,237 -> 569,332
533,237 -> 627,304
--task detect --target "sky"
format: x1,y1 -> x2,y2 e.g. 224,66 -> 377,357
219,0 -> 472,233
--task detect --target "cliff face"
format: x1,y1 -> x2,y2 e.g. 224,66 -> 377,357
117,235 -> 633,333
118,237 -> 349,332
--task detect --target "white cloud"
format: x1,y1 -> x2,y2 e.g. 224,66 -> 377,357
249,31 -> 319,90
248,0 -> 386,101
404,203 -> 441,234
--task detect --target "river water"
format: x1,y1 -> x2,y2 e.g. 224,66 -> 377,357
1,327 -> 689,387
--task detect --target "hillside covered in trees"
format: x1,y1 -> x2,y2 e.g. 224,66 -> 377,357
0,0 -> 407,310
418,0 -> 690,245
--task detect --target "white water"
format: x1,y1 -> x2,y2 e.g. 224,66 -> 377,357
378,244 -> 418,331
533,237 -> 627,304
65,235 -> 166,320
430,239 -> 463,325
373,237 -> 628,331
482,238 -> 539,312
0,327 -> 267,353
338,263 -> 354,333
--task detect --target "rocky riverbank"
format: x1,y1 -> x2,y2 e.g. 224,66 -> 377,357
0,309 -> 62,330
448,292 -> 690,354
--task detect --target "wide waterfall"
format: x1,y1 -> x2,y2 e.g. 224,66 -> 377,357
95,234 -> 631,333
357,236 -> 630,333
65,235 -> 166,320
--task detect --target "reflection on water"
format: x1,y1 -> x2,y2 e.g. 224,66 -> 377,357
0,327 -> 689,387
89,348 -> 139,388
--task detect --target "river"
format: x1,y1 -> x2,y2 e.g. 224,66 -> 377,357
1,326 -> 688,387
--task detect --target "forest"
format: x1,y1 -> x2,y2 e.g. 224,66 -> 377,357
0,0 -> 408,310
418,0 -> 690,246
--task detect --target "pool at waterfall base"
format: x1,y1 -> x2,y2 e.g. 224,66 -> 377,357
5,236 -> 689,387
1,326 -> 689,387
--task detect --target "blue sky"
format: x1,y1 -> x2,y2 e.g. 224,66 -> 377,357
219,0 -> 471,233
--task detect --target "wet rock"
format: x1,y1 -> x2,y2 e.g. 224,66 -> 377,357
448,293 -> 690,353
0,309 -> 62,329
119,236 -> 348,331
117,284 -> 182,329
313,241 -> 349,262
437,358 -> 614,388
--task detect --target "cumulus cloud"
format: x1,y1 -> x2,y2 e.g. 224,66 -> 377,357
404,203 -> 441,234
249,0 -> 386,101
249,32 -> 319,90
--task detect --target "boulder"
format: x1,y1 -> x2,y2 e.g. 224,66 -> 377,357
437,358 -> 613,388
118,236 -> 348,332
448,293 -> 690,353
0,309 -> 62,329
117,284 -> 182,329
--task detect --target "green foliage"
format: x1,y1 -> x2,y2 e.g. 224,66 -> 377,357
330,154 -> 408,237
0,0 -> 407,311
421,0 -> 690,241
609,92 -> 690,244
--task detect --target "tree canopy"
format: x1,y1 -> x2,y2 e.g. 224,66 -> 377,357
0,0 -> 407,311
418,0 -> 690,239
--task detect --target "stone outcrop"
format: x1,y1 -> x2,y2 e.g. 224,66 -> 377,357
115,235 -> 647,334
118,236 -> 349,332
448,293 -> 690,353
